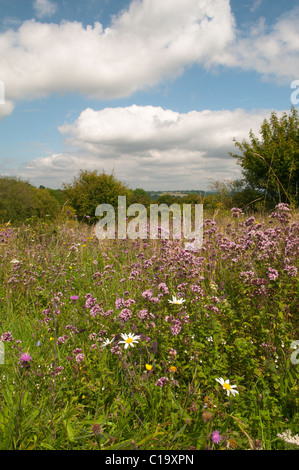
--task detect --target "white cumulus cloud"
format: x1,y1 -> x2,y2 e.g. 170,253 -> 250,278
16,105 -> 282,190
0,0 -> 236,102
0,0 -> 297,110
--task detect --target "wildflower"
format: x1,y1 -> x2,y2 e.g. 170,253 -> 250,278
169,366 -> 177,373
168,348 -> 177,357
215,377 -> 239,396
119,333 -> 140,349
91,423 -> 103,436
155,377 -> 169,387
230,207 -> 243,218
70,295 -> 79,302
145,364 -> 152,371
168,295 -> 185,305
118,308 -> 132,322
202,411 -> 213,422
277,430 -> 299,447
18,353 -> 32,367
170,319 -> 182,336
57,335 -> 68,345
75,353 -> 85,363
1,331 -> 14,342
101,337 -> 114,348
10,259 -> 20,264
211,430 -> 222,444
267,267 -> 279,281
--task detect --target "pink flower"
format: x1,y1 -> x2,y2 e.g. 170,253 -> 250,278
155,377 -> 169,387
211,430 -> 222,444
18,353 -> 32,367
1,331 -> 14,342
75,353 -> 85,364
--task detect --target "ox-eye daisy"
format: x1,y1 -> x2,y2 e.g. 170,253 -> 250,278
101,337 -> 114,348
216,377 -> 239,396
168,295 -> 185,305
119,333 -> 140,349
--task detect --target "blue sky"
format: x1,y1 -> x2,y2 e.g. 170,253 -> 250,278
0,0 -> 298,190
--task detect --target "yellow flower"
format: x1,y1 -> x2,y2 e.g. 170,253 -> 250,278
145,364 -> 152,371
169,366 -> 177,373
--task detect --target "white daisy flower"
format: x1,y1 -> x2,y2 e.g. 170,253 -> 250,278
168,295 -> 186,305
216,377 -> 239,396
119,333 -> 140,349
101,337 -> 114,348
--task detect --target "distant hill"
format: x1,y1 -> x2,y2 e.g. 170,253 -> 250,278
147,190 -> 215,200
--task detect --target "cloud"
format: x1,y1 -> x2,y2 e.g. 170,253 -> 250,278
0,0 -> 297,107
15,105 -> 281,190
0,0 -> 236,102
234,6 -> 299,83
33,0 -> 57,18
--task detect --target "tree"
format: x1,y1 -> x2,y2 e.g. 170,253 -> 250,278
0,176 -> 60,224
130,188 -> 151,207
230,107 -> 299,207
63,170 -> 132,223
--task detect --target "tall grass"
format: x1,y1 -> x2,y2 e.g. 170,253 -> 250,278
0,204 -> 298,450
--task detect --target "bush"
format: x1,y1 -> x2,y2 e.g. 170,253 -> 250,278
0,176 -> 60,225
63,170 -> 133,223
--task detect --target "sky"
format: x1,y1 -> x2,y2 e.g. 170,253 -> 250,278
0,0 -> 298,191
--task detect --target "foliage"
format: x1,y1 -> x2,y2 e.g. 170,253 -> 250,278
0,176 -> 60,225
62,170 -> 133,223
39,186 -> 67,207
230,107 -> 299,207
130,188 -> 152,207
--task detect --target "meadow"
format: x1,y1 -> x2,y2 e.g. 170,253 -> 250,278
0,203 -> 298,450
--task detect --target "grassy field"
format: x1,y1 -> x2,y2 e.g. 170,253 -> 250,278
0,203 -> 298,450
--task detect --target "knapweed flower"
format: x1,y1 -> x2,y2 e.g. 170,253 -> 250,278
211,430 -> 222,444
215,377 -> 239,396
101,337 -> 114,348
168,295 -> 185,305
70,295 -> 79,302
119,333 -> 140,349
18,353 -> 32,367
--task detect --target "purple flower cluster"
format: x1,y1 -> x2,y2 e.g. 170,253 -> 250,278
1,331 -> 14,342
155,377 -> 169,387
